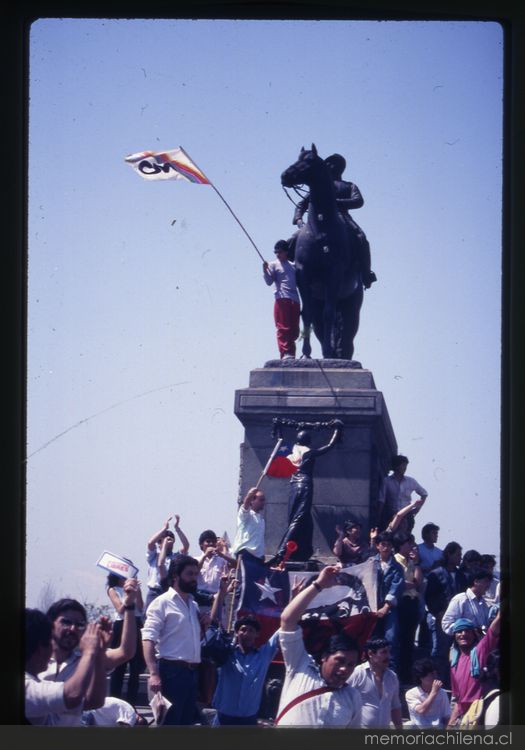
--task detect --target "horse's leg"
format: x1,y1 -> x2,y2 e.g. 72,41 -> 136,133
321,270 -> 341,358
340,285 -> 364,359
296,272 -> 313,359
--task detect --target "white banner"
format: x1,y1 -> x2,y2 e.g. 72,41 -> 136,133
96,550 -> 139,579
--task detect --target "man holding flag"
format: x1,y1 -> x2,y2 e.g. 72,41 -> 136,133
231,487 -> 267,561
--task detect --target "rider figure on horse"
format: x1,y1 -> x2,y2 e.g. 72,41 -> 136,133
290,153 -> 377,290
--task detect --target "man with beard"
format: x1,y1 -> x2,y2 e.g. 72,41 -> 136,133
25,608 -> 105,725
142,555 -> 206,725
39,579 -> 140,726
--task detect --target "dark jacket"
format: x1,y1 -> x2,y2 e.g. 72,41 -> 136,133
425,566 -> 461,616
373,553 -> 405,608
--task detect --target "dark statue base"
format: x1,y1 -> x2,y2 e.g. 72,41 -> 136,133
234,359 -> 398,562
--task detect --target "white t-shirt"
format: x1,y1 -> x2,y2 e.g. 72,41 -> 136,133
348,662 -> 401,727
231,505 -> 266,559
25,672 -> 66,725
276,628 -> 362,726
87,697 -> 138,725
405,685 -> 451,727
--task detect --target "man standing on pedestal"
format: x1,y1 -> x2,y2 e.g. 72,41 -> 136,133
231,487 -> 267,562
263,240 -> 301,360
378,455 -> 428,532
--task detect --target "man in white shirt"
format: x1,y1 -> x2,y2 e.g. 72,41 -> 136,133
378,455 -> 428,531
275,564 -> 362,726
231,487 -> 267,560
348,637 -> 403,728
142,555 -> 206,725
25,608 -> 104,725
38,581 -> 140,726
441,568 -> 493,635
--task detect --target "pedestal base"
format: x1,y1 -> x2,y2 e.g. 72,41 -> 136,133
234,359 -> 397,559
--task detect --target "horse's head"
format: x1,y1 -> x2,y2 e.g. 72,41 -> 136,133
281,143 -> 324,188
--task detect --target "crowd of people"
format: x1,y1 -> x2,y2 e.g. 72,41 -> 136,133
25,452 -> 502,729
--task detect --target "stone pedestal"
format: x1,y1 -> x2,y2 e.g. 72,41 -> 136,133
233,359 -> 397,561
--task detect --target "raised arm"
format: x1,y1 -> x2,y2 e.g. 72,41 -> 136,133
147,517 -> 172,551
241,487 -> 259,511
332,525 -> 345,557
280,565 -> 339,631
173,514 -> 190,553
314,420 -> 343,457
105,578 -> 139,669
412,680 -> 445,715
263,261 -> 274,285
489,608 -> 501,637
387,498 -> 424,533
63,623 -> 105,709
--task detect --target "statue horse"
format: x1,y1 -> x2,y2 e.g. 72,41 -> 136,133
281,144 -> 364,359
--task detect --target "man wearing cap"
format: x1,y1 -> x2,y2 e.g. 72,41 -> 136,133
447,610 -> 500,726
263,240 -> 301,360
292,153 -> 377,289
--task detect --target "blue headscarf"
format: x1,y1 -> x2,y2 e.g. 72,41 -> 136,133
449,618 -> 481,676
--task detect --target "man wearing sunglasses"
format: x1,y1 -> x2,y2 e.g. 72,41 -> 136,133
38,578 -> 140,725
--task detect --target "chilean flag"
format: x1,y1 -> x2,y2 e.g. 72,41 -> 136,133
236,553 -> 291,646
265,443 -> 309,478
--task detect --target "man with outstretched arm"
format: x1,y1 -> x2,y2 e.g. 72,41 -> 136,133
275,563 -> 362,726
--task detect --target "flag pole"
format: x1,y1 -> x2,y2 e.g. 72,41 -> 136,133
255,436 -> 284,489
179,147 -> 266,263
227,555 -> 242,633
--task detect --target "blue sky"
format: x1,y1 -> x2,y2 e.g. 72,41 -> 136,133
26,18 -> 503,607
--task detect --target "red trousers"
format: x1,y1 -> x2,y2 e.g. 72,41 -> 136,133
274,298 -> 300,357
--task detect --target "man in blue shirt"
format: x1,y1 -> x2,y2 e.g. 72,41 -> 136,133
210,578 -> 279,725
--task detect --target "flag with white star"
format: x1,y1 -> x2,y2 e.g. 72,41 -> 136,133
235,554 -> 291,644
